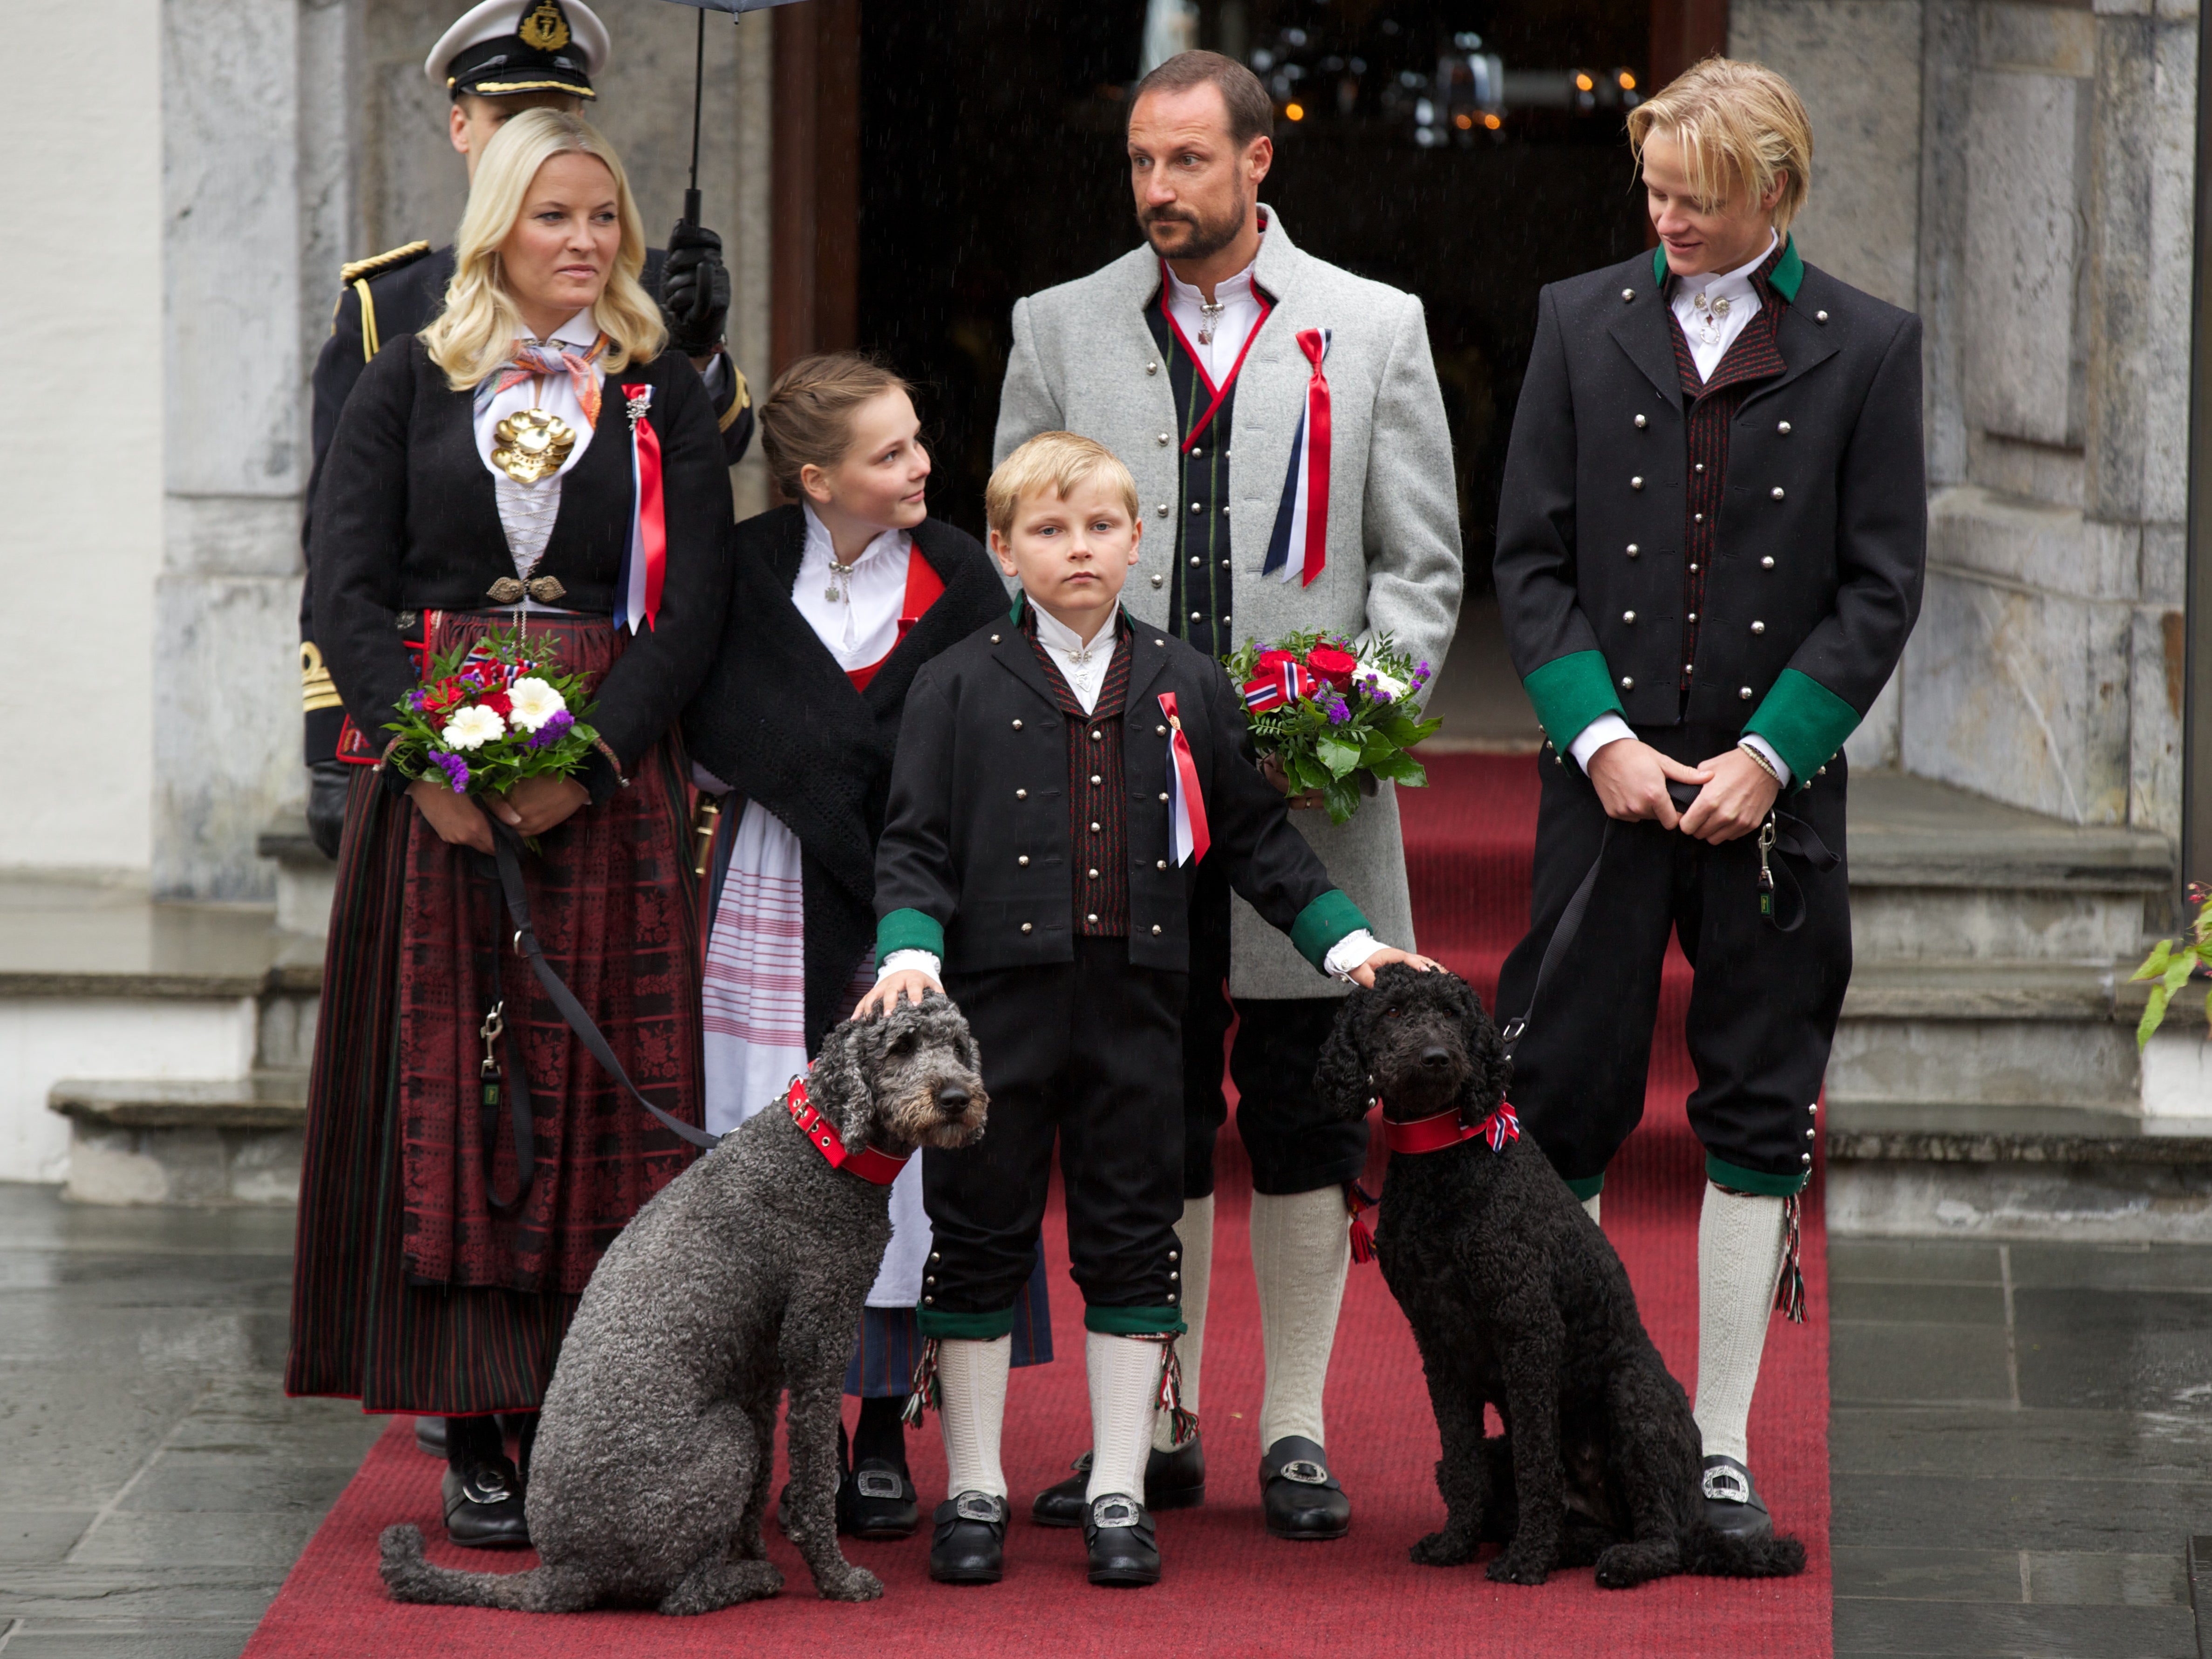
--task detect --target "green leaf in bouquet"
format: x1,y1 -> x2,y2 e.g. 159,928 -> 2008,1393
1289,752 -> 1334,793
1368,748 -> 1428,786
1316,733 -> 1362,778
1323,776 -> 1362,824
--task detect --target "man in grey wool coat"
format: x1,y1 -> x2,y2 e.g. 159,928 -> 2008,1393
993,48 -> 1462,1540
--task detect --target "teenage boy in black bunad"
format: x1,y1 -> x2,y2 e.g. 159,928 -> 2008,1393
858,432 -> 1437,1588
297,0 -> 754,859
1492,58 -> 1924,1542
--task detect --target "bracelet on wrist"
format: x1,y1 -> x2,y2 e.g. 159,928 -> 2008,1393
1737,741 -> 1781,784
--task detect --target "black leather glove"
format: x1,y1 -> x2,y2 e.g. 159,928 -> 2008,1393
306,760 -> 351,860
659,220 -> 730,360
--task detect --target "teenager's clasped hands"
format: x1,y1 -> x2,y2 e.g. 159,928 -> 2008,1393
408,774 -> 592,853
1585,738 -> 1777,844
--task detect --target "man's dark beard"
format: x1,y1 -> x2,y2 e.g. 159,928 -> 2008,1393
1139,199 -> 1247,264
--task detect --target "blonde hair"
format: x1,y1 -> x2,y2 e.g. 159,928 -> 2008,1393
420,108 -> 667,391
1627,58 -> 1812,231
760,353 -> 916,500
986,432 -> 1141,536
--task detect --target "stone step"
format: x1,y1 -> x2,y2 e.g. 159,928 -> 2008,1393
47,1073 -> 306,1207
255,819 -> 335,940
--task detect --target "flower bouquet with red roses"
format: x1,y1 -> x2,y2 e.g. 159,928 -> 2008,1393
382,628 -> 601,804
1222,630 -> 1441,823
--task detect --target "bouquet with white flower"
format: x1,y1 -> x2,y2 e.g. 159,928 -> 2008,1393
382,628 -> 601,803
1222,629 -> 1442,824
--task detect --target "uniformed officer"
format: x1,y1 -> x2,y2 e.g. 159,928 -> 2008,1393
1492,58 -> 1924,1543
298,0 -> 755,853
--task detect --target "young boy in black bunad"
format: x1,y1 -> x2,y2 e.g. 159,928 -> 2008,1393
858,431 -> 1435,1588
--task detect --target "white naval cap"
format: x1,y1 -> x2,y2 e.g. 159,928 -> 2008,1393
425,0 -> 612,99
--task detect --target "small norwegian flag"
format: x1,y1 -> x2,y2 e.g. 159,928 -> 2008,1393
1241,657 -> 1320,713
1159,692 -> 1211,866
1480,1101 -> 1521,1153
1261,327 -> 1332,588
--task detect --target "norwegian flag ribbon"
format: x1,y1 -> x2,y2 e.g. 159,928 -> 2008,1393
1261,327 -> 1332,588
613,385 -> 666,634
1480,1101 -> 1521,1153
1241,657 -> 1320,712
1158,692 -> 1211,866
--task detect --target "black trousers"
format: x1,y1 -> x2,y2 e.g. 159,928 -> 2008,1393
1181,859 -> 1370,1199
1494,724 -> 1850,1196
925,940 -> 1187,1322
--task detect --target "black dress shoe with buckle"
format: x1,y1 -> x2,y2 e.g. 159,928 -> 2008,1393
929,1491 -> 1007,1584
442,1455 -> 529,1549
838,1457 -> 919,1539
1033,1435 -> 1207,1528
1700,1454 -> 1774,1541
1083,1493 -> 1160,1586
1260,1435 -> 1350,1540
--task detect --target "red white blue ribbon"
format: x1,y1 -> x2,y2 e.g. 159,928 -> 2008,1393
1380,1100 -> 1520,1156
1241,656 -> 1320,712
1158,692 -> 1211,866
614,385 -> 665,634
1262,327 -> 1332,588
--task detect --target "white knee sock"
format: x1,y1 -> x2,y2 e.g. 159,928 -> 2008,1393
1085,1332 -> 1164,1503
1692,1183 -> 1787,1466
1581,1192 -> 1601,1225
1150,1193 -> 1214,1453
1251,1186 -> 1351,1452
936,1336 -> 1011,1501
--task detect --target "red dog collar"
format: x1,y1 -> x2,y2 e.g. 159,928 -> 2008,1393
785,1076 -> 910,1185
1380,1101 -> 1520,1156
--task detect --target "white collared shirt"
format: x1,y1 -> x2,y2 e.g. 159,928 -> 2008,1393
793,502 -> 913,669
1029,597 -> 1117,715
475,307 -> 603,580
1164,253 -> 1264,384
1668,230 -> 1777,384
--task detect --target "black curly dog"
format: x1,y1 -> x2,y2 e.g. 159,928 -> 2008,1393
1316,964 -> 1804,1588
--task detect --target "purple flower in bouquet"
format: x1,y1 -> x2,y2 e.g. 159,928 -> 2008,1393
1325,696 -> 1352,725
431,751 -> 469,793
526,710 -> 576,751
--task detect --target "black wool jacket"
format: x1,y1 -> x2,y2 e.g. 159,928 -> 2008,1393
681,508 -> 1011,1048
309,334 -> 733,795
875,604 -> 1368,979
1493,244 -> 1926,782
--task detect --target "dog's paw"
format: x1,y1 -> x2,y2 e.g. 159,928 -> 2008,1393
1486,1549 -> 1551,1586
816,1563 -> 884,1603
1409,1530 -> 1477,1568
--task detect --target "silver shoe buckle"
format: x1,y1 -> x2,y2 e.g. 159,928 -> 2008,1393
855,1469 -> 904,1501
1702,1465 -> 1751,1504
460,1470 -> 512,1505
1090,1495 -> 1141,1529
1278,1458 -> 1329,1486
953,1491 -> 1003,1524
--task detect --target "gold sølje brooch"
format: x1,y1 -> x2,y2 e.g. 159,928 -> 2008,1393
492,408 -> 576,484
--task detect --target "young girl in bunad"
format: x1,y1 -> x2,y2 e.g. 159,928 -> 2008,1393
289,109 -> 733,1549
682,354 -> 1050,1541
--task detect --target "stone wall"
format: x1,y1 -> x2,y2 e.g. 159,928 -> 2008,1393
1734,0 -> 2197,837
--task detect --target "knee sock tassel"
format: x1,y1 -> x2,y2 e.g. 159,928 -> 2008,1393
901,1336 -> 940,1428
1344,1181 -> 1379,1264
1135,1331 -> 1198,1447
1776,1194 -> 1806,1325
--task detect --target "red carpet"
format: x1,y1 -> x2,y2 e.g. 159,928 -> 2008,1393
244,753 -> 1829,1657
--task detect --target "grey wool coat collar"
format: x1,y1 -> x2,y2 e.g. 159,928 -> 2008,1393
993,205 -> 1464,997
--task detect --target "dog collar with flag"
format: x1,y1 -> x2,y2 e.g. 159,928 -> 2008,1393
1261,327 -> 1332,588
784,1075 -> 909,1185
613,384 -> 665,634
1380,1101 -> 1520,1156
1158,692 -> 1211,865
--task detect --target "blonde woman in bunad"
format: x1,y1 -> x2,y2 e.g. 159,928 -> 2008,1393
287,108 -> 735,1551
681,354 -> 1051,1543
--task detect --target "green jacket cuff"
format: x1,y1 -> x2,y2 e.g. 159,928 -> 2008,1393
1083,1304 -> 1187,1337
1522,650 -> 1625,752
875,908 -> 945,967
1705,1153 -> 1810,1198
916,1305 -> 1017,1340
1289,889 -> 1372,972
1742,669 -> 1859,785
1563,1173 -> 1605,1202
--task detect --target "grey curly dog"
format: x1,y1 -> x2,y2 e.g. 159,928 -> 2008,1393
378,991 -> 987,1613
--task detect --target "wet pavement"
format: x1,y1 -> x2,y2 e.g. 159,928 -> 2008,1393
0,1182 -> 2208,1656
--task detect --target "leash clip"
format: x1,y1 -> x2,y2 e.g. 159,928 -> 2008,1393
1756,814 -> 1777,918
478,1002 -> 505,1079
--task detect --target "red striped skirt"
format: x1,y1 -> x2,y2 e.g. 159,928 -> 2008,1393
286,611 -> 703,1414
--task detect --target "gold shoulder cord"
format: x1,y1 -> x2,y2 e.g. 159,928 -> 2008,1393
716,365 -> 752,433
331,240 -> 431,360
353,279 -> 380,363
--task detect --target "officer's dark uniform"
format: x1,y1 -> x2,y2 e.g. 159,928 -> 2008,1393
297,0 -> 755,847
1491,236 -> 1925,1202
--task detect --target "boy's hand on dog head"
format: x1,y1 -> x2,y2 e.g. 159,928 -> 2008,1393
853,970 -> 943,1020
1349,947 -> 1444,989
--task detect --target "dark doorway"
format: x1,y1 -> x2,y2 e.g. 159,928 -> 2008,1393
850,0 -> 1684,592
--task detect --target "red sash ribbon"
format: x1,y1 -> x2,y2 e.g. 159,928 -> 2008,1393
1380,1101 -> 1520,1156
1294,328 -> 1331,587
784,1074 -> 910,1185
1157,692 -> 1211,865
616,385 -> 665,634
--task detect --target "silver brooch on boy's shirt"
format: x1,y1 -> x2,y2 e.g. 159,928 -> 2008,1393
824,560 -> 860,605
1690,290 -> 1731,349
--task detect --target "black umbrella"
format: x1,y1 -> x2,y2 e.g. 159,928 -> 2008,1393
656,0 -> 813,226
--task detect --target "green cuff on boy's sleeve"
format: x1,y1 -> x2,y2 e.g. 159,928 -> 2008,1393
1084,1304 -> 1187,1337
1705,1153 -> 1810,1198
875,908 -> 945,967
1563,1173 -> 1605,1202
1289,889 -> 1372,972
916,1304 -> 1016,1341
1742,669 -> 1859,785
1522,650 -> 1625,751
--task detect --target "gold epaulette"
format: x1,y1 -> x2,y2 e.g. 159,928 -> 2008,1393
339,240 -> 431,286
